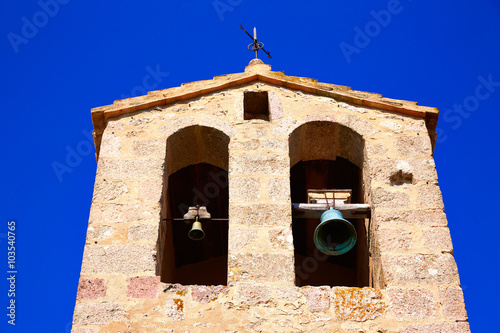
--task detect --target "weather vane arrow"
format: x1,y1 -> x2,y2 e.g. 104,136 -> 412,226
240,24 -> 272,59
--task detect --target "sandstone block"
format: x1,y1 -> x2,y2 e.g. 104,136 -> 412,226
272,117 -> 300,136
140,179 -> 163,202
76,278 -> 106,300
165,299 -> 184,321
400,322 -> 471,333
422,227 -> 453,253
89,203 -> 159,224
229,177 -> 260,202
228,228 -> 258,251
131,139 -> 166,157
99,132 -> 122,157
387,288 -> 436,320
93,180 -> 129,202
81,245 -> 156,274
373,209 -> 447,227
73,302 -> 125,325
377,228 -> 412,252
440,286 -> 468,321
191,285 -> 229,303
274,286 -> 300,301
230,139 -> 260,151
301,286 -> 330,312
86,225 -> 114,240
269,228 -> 294,251
228,253 -> 294,284
394,136 -> 432,156
71,328 -> 98,333
382,253 -> 459,285
365,144 -> 388,157
200,116 -> 238,137
96,158 -> 164,179
263,139 -> 288,152
340,114 -> 380,137
230,156 -> 288,175
230,204 -> 291,226
267,178 -> 290,202
236,284 -> 271,305
126,276 -> 160,298
332,287 -> 383,321
128,224 -> 158,242
417,183 -> 445,209
371,187 -> 410,209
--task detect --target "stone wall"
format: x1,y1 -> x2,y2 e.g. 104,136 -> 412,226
72,78 -> 469,332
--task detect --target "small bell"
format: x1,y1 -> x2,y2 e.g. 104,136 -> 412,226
188,216 -> 205,241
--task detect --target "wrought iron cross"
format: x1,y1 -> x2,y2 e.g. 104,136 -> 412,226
240,24 -> 272,59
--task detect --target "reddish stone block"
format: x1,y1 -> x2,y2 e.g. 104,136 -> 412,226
191,285 -> 229,303
236,284 -> 270,305
76,278 -> 106,300
126,276 -> 160,298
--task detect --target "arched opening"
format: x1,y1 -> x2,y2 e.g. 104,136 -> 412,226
158,125 -> 229,285
289,121 -> 369,287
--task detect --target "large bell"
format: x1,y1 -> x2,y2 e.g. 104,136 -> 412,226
188,217 -> 205,241
313,208 -> 357,255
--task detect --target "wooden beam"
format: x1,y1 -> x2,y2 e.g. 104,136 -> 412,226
292,203 -> 370,219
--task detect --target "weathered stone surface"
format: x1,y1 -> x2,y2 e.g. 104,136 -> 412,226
191,285 -> 229,303
417,183 -> 445,209
76,278 -> 106,300
165,299 -> 184,321
89,203 -> 160,223
127,276 -> 160,298
422,227 -> 453,253
272,117 -> 300,136
333,287 -> 383,321
86,225 -> 114,240
374,209 -> 448,227
230,156 -> 288,175
268,228 -> 294,250
274,286 -> 300,301
269,91 -> 284,120
377,228 -> 412,252
96,158 -> 164,179
71,328 -> 98,333
159,116 -> 196,138
365,143 -> 388,157
128,223 -> 158,242
73,302 -> 125,325
394,136 -> 432,156
340,114 -> 380,137
200,116 -> 238,137
93,180 -> 129,202
228,253 -> 294,284
230,204 -> 291,226
81,245 -> 156,274
229,177 -> 260,202
99,132 -> 122,157
140,179 -> 163,202
371,187 -> 410,209
236,284 -> 271,305
267,177 -> 290,202
440,286 -> 468,321
230,139 -> 260,150
263,139 -> 288,152
131,139 -> 166,157
387,288 -> 436,319
382,254 -> 459,285
228,228 -> 258,251
400,322 -> 471,333
302,286 -> 330,312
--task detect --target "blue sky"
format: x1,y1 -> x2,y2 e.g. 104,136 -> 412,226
1,0 -> 499,332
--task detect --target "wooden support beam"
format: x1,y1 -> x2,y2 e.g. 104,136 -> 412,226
292,203 -> 371,219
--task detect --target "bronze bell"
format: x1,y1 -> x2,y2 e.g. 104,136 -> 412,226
188,216 -> 205,241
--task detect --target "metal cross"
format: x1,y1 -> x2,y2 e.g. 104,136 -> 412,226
240,24 -> 272,59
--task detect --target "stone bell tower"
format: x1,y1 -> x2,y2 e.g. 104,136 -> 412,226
71,59 -> 470,333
